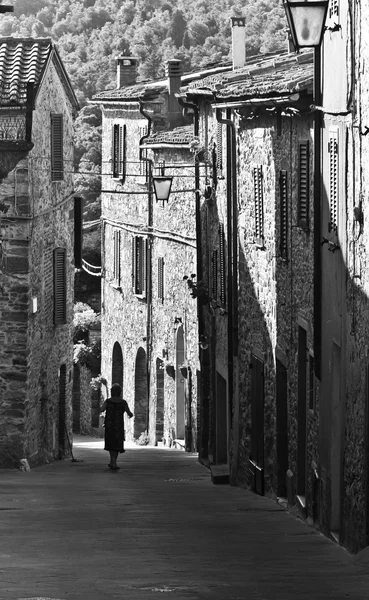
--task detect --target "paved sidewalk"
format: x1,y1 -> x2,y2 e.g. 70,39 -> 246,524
0,436 -> 368,600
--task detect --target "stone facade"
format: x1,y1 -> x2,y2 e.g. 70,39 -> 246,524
95,77 -> 199,449
0,40 -> 78,467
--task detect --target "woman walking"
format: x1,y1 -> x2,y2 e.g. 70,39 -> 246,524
99,383 -> 133,470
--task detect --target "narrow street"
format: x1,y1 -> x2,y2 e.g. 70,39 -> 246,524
0,437 -> 368,600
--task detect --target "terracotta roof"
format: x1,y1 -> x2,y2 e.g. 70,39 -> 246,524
181,51 -> 314,101
142,125 -> 194,146
0,37 -> 52,105
92,82 -> 166,102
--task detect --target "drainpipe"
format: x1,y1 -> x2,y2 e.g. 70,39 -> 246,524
313,47 -> 322,379
139,101 -> 154,434
216,107 -> 238,472
177,95 -> 208,456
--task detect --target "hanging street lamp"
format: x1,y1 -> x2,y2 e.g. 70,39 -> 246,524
152,174 -> 173,204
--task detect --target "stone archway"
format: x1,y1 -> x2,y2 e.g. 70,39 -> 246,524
176,326 -> 186,440
134,347 -> 148,439
111,341 -> 123,390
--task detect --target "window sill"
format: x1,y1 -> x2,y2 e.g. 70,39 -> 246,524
134,293 -> 147,300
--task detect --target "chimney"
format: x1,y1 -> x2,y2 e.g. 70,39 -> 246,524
287,29 -> 296,54
231,17 -> 246,69
116,55 -> 138,88
165,59 -> 182,126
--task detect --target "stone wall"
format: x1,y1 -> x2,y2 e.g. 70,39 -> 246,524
0,57 -> 75,467
100,104 -> 198,449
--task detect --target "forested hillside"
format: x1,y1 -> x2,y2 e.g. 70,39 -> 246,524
0,0 -> 286,260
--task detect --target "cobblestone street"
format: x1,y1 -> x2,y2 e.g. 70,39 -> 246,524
0,436 -> 368,600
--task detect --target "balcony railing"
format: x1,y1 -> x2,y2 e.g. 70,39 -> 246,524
0,115 -> 26,141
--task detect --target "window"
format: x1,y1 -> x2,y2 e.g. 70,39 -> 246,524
211,249 -> 218,300
158,257 -> 164,303
328,0 -> 339,28
51,114 -> 63,181
279,170 -> 288,259
219,223 -> 226,306
253,166 -> 264,245
139,125 -> 149,181
112,124 -> 126,180
54,248 -> 66,325
298,141 -> 309,229
132,236 -> 147,297
113,230 -> 121,287
74,197 -> 83,269
328,130 -> 339,236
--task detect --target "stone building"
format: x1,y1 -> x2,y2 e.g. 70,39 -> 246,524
91,58 -> 216,449
0,38 -> 79,467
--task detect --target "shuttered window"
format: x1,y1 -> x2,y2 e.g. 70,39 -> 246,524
211,249 -> 218,300
112,124 -> 126,180
51,114 -> 63,181
328,0 -> 339,25
253,166 -> 264,245
219,223 -> 226,306
158,257 -> 164,303
298,141 -> 309,229
54,248 -> 66,325
279,170 -> 288,259
74,197 -> 83,269
113,230 -> 121,286
328,131 -> 339,235
132,235 -> 147,297
139,126 -> 149,180
216,123 -> 223,175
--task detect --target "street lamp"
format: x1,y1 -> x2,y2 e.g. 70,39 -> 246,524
152,174 -> 173,203
283,0 -> 329,50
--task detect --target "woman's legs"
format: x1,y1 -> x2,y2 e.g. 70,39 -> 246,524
110,450 -> 118,467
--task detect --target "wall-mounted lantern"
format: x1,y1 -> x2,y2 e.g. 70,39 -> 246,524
283,0 -> 329,50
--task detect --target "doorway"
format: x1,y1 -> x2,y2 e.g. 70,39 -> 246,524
250,354 -> 264,495
156,358 -> 164,443
134,347 -> 148,439
112,341 -> 123,390
276,359 -> 288,497
297,327 -> 307,502
215,372 -> 228,464
330,341 -> 342,535
176,326 -> 185,440
58,364 -> 67,458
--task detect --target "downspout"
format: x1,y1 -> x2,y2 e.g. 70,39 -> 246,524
139,101 -> 154,434
177,95 -> 207,455
216,107 -> 238,471
313,47 -> 322,380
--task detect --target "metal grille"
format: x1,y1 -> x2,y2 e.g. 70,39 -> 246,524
328,132 -> 339,234
279,170 -> 288,259
0,115 -> 26,140
253,166 -> 264,244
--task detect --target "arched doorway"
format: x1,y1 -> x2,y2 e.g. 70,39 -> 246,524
176,326 -> 185,439
134,347 -> 148,439
58,364 -> 67,458
112,342 -> 123,390
156,358 -> 164,443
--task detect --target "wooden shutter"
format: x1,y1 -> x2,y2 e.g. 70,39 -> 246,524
51,114 -> 63,181
158,257 -> 164,303
219,223 -> 226,305
329,0 -> 339,20
139,125 -> 148,179
132,236 -> 136,292
113,230 -> 121,285
298,141 -> 309,228
216,123 -> 223,174
328,131 -> 339,235
112,124 -> 126,180
54,248 -> 66,325
279,170 -> 288,259
141,238 -> 147,298
211,249 -> 218,300
253,166 -> 264,244
74,197 -> 83,269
